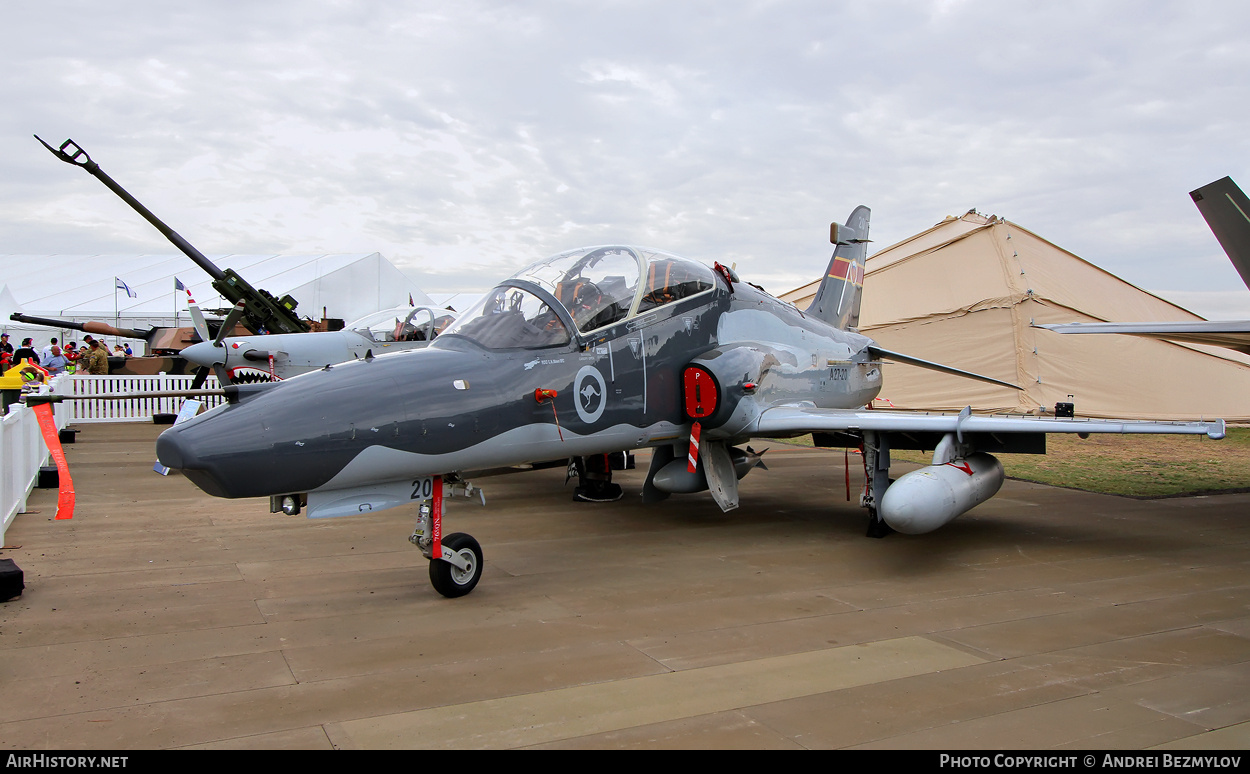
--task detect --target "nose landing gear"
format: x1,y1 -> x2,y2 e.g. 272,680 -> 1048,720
409,475 -> 486,597
428,532 -> 483,597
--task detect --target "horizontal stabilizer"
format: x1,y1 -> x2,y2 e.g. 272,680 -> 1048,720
867,346 -> 1020,391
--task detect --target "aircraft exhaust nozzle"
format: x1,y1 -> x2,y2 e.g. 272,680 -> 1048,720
878,453 -> 1005,535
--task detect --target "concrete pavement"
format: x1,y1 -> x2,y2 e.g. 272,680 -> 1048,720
1,422 -> 1247,749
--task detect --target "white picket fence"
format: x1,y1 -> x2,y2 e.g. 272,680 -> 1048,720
60,373 -> 224,423
1,377 -> 70,544
2,373 -> 222,542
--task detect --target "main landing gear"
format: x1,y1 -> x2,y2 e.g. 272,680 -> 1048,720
568,452 -> 633,502
409,475 -> 485,598
860,430 -> 895,539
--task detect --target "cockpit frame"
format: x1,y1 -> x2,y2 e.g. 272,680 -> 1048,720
438,245 -> 720,352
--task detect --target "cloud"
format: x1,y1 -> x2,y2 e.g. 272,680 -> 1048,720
2,0 -> 1249,307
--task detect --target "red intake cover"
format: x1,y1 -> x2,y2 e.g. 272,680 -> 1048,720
683,365 -> 718,419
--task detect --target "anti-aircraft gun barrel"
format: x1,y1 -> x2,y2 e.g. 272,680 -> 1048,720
34,136 -> 310,336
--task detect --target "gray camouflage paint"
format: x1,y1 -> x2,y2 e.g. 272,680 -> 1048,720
156,207 -> 1225,517
157,263 -> 879,499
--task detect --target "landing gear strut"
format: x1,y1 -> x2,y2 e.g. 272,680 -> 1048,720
409,475 -> 485,597
568,452 -> 630,502
861,431 -> 895,539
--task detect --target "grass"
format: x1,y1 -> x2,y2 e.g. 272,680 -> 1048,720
769,428 -> 1250,498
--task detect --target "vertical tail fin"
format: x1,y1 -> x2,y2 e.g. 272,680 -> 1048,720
806,205 -> 871,330
1190,177 -> 1250,291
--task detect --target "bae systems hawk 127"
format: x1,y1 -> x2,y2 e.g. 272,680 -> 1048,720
155,208 -> 1226,597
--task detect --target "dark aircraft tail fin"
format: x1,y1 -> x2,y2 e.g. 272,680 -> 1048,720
1190,176 -> 1250,291
806,205 -> 870,330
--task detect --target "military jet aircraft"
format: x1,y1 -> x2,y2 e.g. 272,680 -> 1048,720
1037,176 -> 1250,354
180,301 -> 455,384
156,207 -> 1225,597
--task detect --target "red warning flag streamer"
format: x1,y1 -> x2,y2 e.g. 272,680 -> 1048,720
845,448 -> 851,502
687,421 -> 701,473
431,475 -> 443,560
31,403 -> 75,520
534,388 -> 563,441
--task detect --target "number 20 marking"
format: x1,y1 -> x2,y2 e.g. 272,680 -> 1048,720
410,477 -> 435,500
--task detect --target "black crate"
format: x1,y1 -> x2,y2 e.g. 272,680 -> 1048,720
0,558 -> 24,602
36,466 -> 58,488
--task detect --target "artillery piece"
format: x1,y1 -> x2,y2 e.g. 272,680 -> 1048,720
34,136 -> 310,337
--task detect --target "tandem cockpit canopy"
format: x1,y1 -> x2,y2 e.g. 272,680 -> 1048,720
439,245 -> 717,350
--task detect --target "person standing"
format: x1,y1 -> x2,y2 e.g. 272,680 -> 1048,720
40,337 -> 59,363
85,339 -> 109,375
0,333 -> 12,356
42,345 -> 68,376
13,338 -> 39,365
62,342 -> 79,372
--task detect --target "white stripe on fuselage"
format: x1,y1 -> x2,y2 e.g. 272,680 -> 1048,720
314,420 -> 685,493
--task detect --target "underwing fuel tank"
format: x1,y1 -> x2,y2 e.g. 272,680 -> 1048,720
878,453 -> 1005,535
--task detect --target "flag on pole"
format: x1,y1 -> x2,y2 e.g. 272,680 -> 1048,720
409,293 -> 414,306
115,277 -> 137,298
175,277 -> 195,302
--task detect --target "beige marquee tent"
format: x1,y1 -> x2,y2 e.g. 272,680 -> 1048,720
782,211 -> 1250,422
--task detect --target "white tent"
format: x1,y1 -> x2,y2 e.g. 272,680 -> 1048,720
1,253 -> 435,340
783,211 -> 1250,422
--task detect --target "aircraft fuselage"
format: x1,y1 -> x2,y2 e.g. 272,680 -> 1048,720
157,277 -> 881,501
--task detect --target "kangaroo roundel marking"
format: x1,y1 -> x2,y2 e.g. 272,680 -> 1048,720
574,365 -> 607,423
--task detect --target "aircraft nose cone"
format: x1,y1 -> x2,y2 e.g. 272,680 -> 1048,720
156,425 -> 236,498
180,341 -> 223,369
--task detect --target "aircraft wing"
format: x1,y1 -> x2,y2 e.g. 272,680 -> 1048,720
1030,176 -> 1250,357
753,406 -> 1226,440
1034,320 -> 1250,356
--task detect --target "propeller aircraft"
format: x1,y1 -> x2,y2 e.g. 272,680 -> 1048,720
155,207 -> 1226,597
179,301 -> 455,386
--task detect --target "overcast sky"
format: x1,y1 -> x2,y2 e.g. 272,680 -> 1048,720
4,1 -> 1249,317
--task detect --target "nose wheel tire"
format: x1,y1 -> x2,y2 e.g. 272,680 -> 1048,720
429,532 -> 483,598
